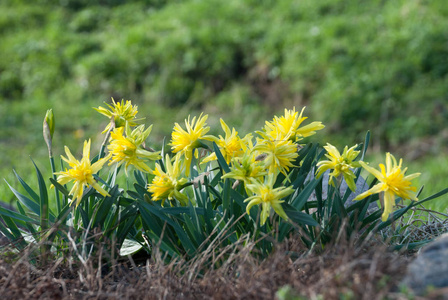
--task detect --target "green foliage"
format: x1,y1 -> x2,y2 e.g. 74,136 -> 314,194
1,0 -> 448,269
0,159 -> 140,264
1,0 -> 447,143
1,0 -> 448,211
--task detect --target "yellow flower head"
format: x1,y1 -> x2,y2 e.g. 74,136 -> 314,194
170,113 -> 210,176
264,107 -> 325,142
354,153 -> 421,221
108,123 -> 161,174
202,118 -> 244,164
253,134 -> 299,175
55,139 -> 111,207
222,151 -> 267,185
245,174 -> 294,226
148,154 -> 189,206
316,143 -> 361,192
94,98 -> 143,133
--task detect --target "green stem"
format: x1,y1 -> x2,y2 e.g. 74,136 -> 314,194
50,156 -> 62,214
336,174 -> 343,193
99,119 -> 114,159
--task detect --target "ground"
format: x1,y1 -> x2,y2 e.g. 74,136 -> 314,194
0,236 -> 429,300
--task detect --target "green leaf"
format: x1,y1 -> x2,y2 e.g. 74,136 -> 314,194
315,175 -> 324,218
291,173 -> 306,191
5,180 -> 40,216
127,190 -> 143,201
298,144 -> 319,176
189,200 -> 205,244
78,206 -> 90,229
0,205 -> 39,225
49,178 -> 70,198
412,187 -> 448,207
182,212 -> 201,248
106,164 -> 120,188
93,185 -> 120,228
13,170 -> 40,203
0,220 -> 17,243
138,200 -> 196,255
213,142 -> 230,173
203,177 -> 214,234
0,215 -> 28,249
230,188 -> 246,206
332,190 -> 348,219
103,205 -> 119,235
389,239 -> 432,251
359,131 -> 370,161
16,202 -> 38,237
134,170 -> 147,188
208,185 -> 223,203
209,170 -> 223,187
283,203 -> 319,227
145,230 -> 179,259
190,150 -> 200,178
134,183 -> 148,198
31,159 -> 49,231
291,177 -> 322,211
161,207 -> 205,216
222,179 -> 231,217
116,204 -> 139,246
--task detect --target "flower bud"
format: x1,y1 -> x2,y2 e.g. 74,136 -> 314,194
44,109 -> 55,138
43,109 -> 55,156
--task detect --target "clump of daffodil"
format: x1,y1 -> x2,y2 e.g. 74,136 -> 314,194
245,174 -> 294,226
170,113 -> 210,176
148,154 -> 190,206
202,118 -> 245,164
354,153 -> 421,221
94,98 -> 143,133
263,107 -> 325,142
315,143 -> 361,192
55,139 -> 111,207
253,133 -> 298,175
108,123 -> 161,174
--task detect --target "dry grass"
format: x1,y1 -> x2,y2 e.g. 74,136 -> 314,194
0,231 -> 419,300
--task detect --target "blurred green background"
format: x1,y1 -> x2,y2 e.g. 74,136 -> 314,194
1,0 -> 447,211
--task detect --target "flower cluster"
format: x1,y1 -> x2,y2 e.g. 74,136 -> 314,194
55,100 -> 421,223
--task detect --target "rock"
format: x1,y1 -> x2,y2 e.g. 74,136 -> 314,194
402,233 -> 448,296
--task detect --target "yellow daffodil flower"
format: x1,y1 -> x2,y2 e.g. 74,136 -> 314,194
202,118 -> 244,164
170,113 -> 210,176
108,123 -> 161,174
55,139 -> 111,207
354,153 -> 421,221
245,174 -> 294,226
94,98 -> 143,133
148,154 -> 189,206
315,143 -> 361,192
264,107 -> 325,142
221,151 -> 267,184
253,134 -> 298,175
